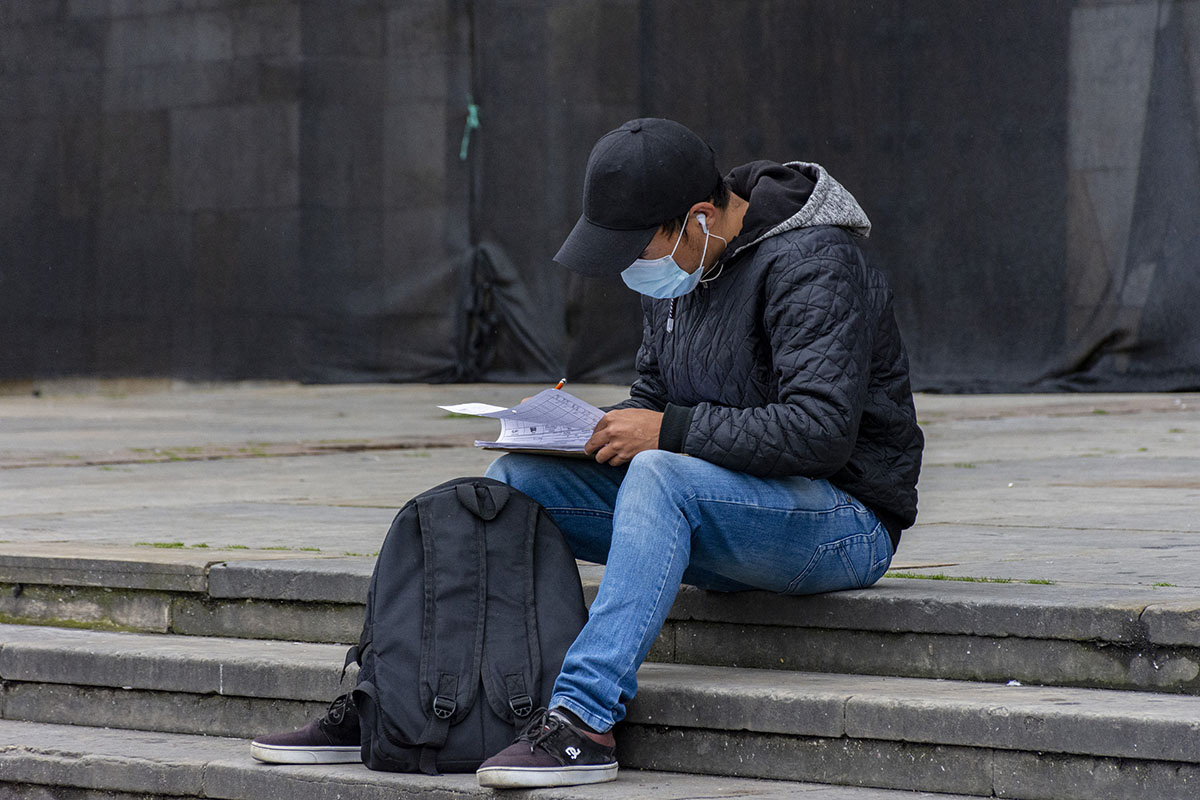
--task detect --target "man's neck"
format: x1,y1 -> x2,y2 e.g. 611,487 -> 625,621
718,193 -> 750,243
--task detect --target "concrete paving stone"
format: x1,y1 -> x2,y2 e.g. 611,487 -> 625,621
1141,599 -> 1200,646
917,411 -> 1199,463
618,726 -> 996,797
208,557 -> 374,603
916,457 -> 1200,510
892,544 -> 1200,588
911,393 -> 1196,419
3,788 -> 152,799
919,409 -> 1200,450
0,545 -> 208,592
0,543 -> 352,591
0,624 -> 350,701
0,719 -> 973,800
629,663 -> 1200,764
668,579 -> 1165,641
0,449 -> 498,550
2,681 -> 324,740
630,662 -> 849,738
10,624 -> 1198,764
671,621 -> 1200,693
9,561 -> 1197,691
8,540 -> 1196,646
0,383 -> 627,464
169,595 -> 363,644
0,582 -> 173,633
0,501 -> 398,553
919,499 -> 1199,536
895,525 -> 1200,588
843,678 -> 1200,763
993,748 -> 1200,800
0,732 -> 209,797
914,462 -> 1200,528
2,385 -> 1198,606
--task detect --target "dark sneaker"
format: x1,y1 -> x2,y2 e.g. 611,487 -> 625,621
250,693 -> 361,764
476,707 -> 618,788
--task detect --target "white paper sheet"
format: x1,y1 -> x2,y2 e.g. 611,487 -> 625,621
439,389 -> 605,453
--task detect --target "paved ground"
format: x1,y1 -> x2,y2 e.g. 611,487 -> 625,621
1,381 -> 1198,589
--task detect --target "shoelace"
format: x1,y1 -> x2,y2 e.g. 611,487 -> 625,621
323,693 -> 351,726
517,708 -> 565,753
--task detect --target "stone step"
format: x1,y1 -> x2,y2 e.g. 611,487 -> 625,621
1,624 -> 1198,797
3,545 -> 1199,694
0,719 -> 966,800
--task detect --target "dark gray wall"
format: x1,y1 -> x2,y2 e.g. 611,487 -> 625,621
2,0 -> 306,378
2,0 -> 1197,391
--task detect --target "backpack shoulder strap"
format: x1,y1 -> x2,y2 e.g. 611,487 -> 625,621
480,487 -> 542,725
411,478 -> 500,773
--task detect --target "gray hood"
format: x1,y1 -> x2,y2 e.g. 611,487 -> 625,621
722,161 -> 872,266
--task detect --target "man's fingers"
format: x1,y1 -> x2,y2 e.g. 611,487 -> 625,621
584,430 -> 606,455
592,443 -> 619,465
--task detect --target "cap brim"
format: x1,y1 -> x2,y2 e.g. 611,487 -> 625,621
553,215 -> 658,277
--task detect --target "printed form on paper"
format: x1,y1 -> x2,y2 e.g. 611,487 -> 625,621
439,389 -> 605,453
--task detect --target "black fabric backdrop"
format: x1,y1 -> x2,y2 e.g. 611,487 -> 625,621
1,0 -> 1197,391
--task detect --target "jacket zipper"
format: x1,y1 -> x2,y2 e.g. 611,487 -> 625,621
667,298 -> 676,333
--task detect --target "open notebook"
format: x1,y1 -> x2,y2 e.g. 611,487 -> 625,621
440,389 -> 604,455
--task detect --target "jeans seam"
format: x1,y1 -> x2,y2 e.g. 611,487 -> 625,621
871,522 -> 892,569
544,507 -> 613,517
688,497 -> 860,515
841,541 -> 864,586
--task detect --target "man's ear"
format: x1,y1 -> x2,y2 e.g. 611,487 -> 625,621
688,201 -> 717,228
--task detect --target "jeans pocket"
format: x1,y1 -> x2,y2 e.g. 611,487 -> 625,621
786,527 -> 891,596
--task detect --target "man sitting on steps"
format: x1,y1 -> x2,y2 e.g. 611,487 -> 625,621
250,118 -> 924,789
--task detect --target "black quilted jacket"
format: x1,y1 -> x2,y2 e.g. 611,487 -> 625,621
614,161 -> 923,545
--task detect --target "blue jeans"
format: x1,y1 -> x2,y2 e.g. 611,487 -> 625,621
484,449 -> 893,733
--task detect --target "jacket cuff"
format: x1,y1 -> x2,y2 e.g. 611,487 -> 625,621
658,403 -> 695,453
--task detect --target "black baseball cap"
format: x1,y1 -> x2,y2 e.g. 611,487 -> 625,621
554,118 -> 721,277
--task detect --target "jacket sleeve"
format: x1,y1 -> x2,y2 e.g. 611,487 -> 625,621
680,248 -> 873,477
605,297 -> 669,413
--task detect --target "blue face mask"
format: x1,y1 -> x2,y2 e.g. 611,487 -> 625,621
621,215 -> 725,299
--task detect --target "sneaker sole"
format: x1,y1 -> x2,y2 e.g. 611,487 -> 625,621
249,742 -> 361,764
476,763 -> 618,788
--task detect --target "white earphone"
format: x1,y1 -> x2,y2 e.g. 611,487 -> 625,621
694,211 -> 728,284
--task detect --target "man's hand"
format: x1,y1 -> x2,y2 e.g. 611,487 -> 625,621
586,409 -> 663,466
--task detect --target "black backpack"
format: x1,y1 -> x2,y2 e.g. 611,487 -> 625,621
346,477 -> 587,774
